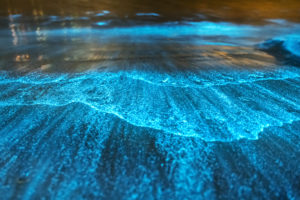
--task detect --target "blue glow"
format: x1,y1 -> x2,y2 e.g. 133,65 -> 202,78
0,65 -> 300,199
1,15 -> 300,199
25,21 -> 257,42
79,17 -> 89,20
47,15 -> 89,23
49,15 -> 59,21
102,21 -> 257,37
267,19 -> 288,24
1,66 -> 299,142
136,13 -> 160,17
95,10 -> 110,16
95,21 -> 109,26
25,21 -> 300,44
277,34 -> 300,57
9,14 -> 22,19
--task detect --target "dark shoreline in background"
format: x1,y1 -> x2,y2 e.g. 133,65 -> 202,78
2,0 -> 300,24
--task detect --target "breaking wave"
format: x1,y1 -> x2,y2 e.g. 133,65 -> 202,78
1,67 -> 299,142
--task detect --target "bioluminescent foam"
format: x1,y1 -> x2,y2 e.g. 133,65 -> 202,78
1,66 -> 299,142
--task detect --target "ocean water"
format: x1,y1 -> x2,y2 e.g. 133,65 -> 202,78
0,0 -> 300,199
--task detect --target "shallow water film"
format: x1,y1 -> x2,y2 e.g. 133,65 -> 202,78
0,0 -> 300,199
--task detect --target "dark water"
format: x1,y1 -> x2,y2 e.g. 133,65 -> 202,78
0,0 -> 300,199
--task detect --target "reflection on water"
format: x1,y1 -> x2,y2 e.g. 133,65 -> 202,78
0,0 -> 300,199
1,15 -> 300,73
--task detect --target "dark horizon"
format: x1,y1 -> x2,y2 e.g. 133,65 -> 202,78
2,0 -> 300,24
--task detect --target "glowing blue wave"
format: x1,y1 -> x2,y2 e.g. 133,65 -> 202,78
276,34 -> 300,57
1,67 -> 299,142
